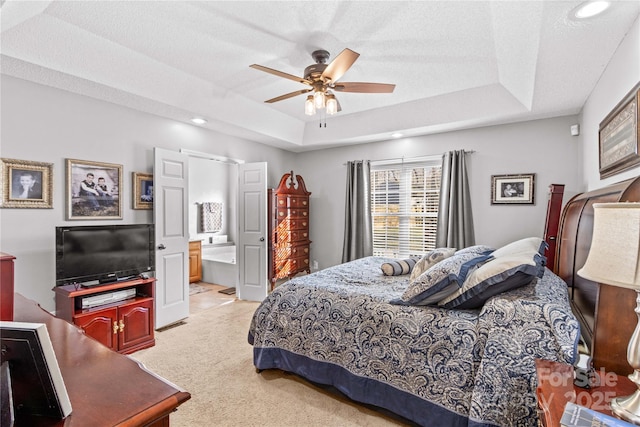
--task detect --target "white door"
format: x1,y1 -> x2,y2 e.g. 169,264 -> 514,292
237,162 -> 268,301
153,148 -> 189,329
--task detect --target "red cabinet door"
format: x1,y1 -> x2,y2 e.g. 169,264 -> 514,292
75,306 -> 118,351
118,299 -> 154,353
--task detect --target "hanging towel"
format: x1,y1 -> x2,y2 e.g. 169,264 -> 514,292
201,202 -> 223,233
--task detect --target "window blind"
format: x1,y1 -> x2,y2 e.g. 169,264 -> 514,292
370,158 -> 442,258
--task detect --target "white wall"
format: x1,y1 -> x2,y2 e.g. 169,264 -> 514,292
0,75 -> 295,311
188,157 -> 233,244
582,15 -> 640,190
296,115 -> 583,270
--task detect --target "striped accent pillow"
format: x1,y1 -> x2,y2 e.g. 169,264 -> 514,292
381,258 -> 417,276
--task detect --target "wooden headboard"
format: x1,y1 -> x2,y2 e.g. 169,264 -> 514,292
555,176 -> 640,375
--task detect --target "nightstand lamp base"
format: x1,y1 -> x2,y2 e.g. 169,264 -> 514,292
612,376 -> 640,425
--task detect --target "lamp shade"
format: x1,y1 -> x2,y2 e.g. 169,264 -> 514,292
577,202 -> 640,290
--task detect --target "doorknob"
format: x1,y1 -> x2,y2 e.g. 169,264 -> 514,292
158,244 -> 166,250
259,237 -> 265,242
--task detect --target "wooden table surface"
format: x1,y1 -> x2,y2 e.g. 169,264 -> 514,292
10,293 -> 190,427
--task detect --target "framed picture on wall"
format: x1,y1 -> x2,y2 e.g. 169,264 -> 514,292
0,158 -> 53,209
133,172 -> 153,210
491,173 -> 535,205
599,82 -> 640,179
66,159 -> 122,220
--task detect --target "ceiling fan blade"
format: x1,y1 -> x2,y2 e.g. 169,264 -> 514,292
333,82 -> 396,93
250,64 -> 312,86
321,48 -> 360,83
264,89 -> 312,103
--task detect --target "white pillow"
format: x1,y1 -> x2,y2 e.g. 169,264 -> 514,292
491,237 -> 545,258
409,247 -> 457,281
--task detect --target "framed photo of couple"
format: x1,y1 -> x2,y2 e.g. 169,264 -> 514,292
66,159 -> 122,220
491,173 -> 535,205
0,158 -> 53,209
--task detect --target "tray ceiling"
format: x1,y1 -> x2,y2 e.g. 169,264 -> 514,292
2,1 -> 638,152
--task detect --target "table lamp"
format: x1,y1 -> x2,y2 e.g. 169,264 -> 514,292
578,202 -> 640,424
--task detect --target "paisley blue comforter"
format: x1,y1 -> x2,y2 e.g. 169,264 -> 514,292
248,256 -> 579,427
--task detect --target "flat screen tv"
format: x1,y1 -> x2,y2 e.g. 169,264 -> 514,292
55,224 -> 155,286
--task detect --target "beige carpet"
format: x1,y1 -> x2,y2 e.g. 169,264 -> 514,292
131,299 -> 410,427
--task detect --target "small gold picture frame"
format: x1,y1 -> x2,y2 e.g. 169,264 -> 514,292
0,158 -> 53,209
133,172 -> 153,210
66,158 -> 122,220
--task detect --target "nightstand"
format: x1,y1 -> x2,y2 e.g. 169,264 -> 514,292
535,359 -> 637,426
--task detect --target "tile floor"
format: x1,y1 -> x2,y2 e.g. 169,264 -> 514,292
189,281 -> 236,314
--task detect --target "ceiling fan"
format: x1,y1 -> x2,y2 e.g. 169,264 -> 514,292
250,48 -> 395,116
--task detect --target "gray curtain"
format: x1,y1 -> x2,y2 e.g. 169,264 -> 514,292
436,150 -> 475,248
341,160 -> 373,262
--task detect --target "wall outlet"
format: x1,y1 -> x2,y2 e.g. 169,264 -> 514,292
312,260 -> 319,270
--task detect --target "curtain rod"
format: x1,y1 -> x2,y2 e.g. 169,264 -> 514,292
345,150 -> 476,166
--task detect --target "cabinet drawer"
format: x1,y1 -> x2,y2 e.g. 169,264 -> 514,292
275,229 -> 309,242
275,256 -> 310,276
276,196 -> 309,208
275,217 -> 308,231
277,207 -> 309,219
274,244 -> 309,260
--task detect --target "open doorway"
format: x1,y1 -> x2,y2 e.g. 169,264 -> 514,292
185,151 -> 239,293
182,149 -> 269,302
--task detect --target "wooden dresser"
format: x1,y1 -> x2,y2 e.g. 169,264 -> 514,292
268,172 -> 311,286
10,293 -> 190,426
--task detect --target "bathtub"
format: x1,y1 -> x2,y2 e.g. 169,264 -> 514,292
201,244 -> 238,287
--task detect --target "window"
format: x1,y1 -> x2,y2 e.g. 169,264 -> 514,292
371,157 -> 442,258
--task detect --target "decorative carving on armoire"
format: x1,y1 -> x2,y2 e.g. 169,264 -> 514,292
268,171 -> 311,287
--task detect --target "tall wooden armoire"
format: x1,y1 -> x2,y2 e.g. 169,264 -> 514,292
543,183 -> 564,273
268,172 -> 311,287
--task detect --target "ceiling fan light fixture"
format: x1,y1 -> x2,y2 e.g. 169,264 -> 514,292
251,48 -> 395,119
305,95 -> 316,115
313,90 -> 326,109
326,94 -> 338,115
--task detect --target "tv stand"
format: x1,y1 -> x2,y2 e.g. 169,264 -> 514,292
54,277 -> 155,354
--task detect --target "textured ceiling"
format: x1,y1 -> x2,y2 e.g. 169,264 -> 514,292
2,1 -> 639,152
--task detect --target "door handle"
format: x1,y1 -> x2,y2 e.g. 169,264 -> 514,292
259,237 -> 265,242
158,244 -> 166,250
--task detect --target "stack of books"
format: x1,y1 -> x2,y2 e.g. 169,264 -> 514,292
561,402 -> 634,427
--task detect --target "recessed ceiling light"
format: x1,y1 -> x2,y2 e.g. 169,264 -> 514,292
391,133 -> 403,138
572,1 -> 610,19
191,117 -> 207,125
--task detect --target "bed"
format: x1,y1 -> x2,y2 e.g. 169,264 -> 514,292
248,237 -> 580,426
